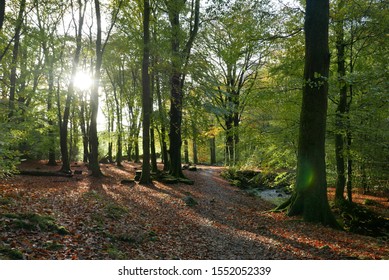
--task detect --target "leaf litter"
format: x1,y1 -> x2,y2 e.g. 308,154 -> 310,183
0,160 -> 387,260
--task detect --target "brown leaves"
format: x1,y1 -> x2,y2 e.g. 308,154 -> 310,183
0,161 -> 388,260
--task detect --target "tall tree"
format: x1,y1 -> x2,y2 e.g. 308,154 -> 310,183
333,0 -> 348,204
8,0 -> 26,120
140,0 -> 151,184
59,0 -> 86,174
89,0 -> 104,176
166,0 -> 200,178
89,0 -> 123,176
286,0 -> 339,227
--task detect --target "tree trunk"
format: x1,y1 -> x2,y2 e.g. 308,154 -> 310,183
79,92 -> 90,163
167,0 -> 200,178
8,0 -> 26,120
168,28 -> 185,177
184,139 -> 189,164
140,0 -> 151,184
193,138 -> 198,165
59,0 -> 86,174
155,72 -> 169,170
89,0 -> 103,177
47,50 -> 57,166
334,0 -> 347,205
210,136 -> 216,165
287,0 -> 339,228
150,126 -> 158,173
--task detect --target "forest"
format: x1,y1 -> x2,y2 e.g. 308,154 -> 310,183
0,0 -> 388,260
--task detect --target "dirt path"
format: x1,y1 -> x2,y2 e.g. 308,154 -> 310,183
0,162 -> 388,259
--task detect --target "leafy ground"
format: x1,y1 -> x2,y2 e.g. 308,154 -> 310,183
0,160 -> 388,260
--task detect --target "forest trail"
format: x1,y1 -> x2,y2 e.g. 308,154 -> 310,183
0,161 -> 388,260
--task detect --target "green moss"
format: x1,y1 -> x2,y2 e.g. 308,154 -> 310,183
107,246 -> 126,260
0,246 -> 23,260
45,241 -> 64,251
105,203 -> 128,220
1,212 -> 69,234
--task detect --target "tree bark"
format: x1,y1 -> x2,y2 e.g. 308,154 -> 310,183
334,0 -> 347,204
59,0 -> 86,174
155,71 -> 169,170
287,0 -> 339,228
140,0 -> 151,184
167,0 -> 200,178
8,0 -> 26,120
210,136 -> 216,165
89,0 -> 103,177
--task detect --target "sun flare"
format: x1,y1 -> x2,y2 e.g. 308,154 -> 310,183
73,71 -> 93,91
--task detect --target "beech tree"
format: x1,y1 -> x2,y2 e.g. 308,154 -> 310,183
283,0 -> 339,227
166,0 -> 200,178
140,0 -> 151,184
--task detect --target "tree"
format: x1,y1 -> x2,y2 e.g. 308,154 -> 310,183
285,0 -> 339,227
8,0 -> 26,120
166,0 -> 200,178
140,0 -> 151,184
88,0 -> 104,177
333,0 -> 348,204
198,0 -> 273,165
59,0 -> 86,174
89,0 -> 122,176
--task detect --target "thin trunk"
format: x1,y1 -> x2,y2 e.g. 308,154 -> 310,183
113,87 -> 123,166
59,0 -> 86,174
79,92 -> 89,163
184,139 -> 189,164
47,50 -> 57,166
156,72 -> 169,170
346,131 -> 353,202
210,136 -> 216,165
150,126 -> 158,173
192,138 -> 198,165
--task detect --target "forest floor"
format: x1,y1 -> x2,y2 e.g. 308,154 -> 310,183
0,160 -> 388,260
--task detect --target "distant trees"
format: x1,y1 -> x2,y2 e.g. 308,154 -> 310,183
198,0 -> 274,166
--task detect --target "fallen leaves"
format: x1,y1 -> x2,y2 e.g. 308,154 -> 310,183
0,160 -> 388,260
